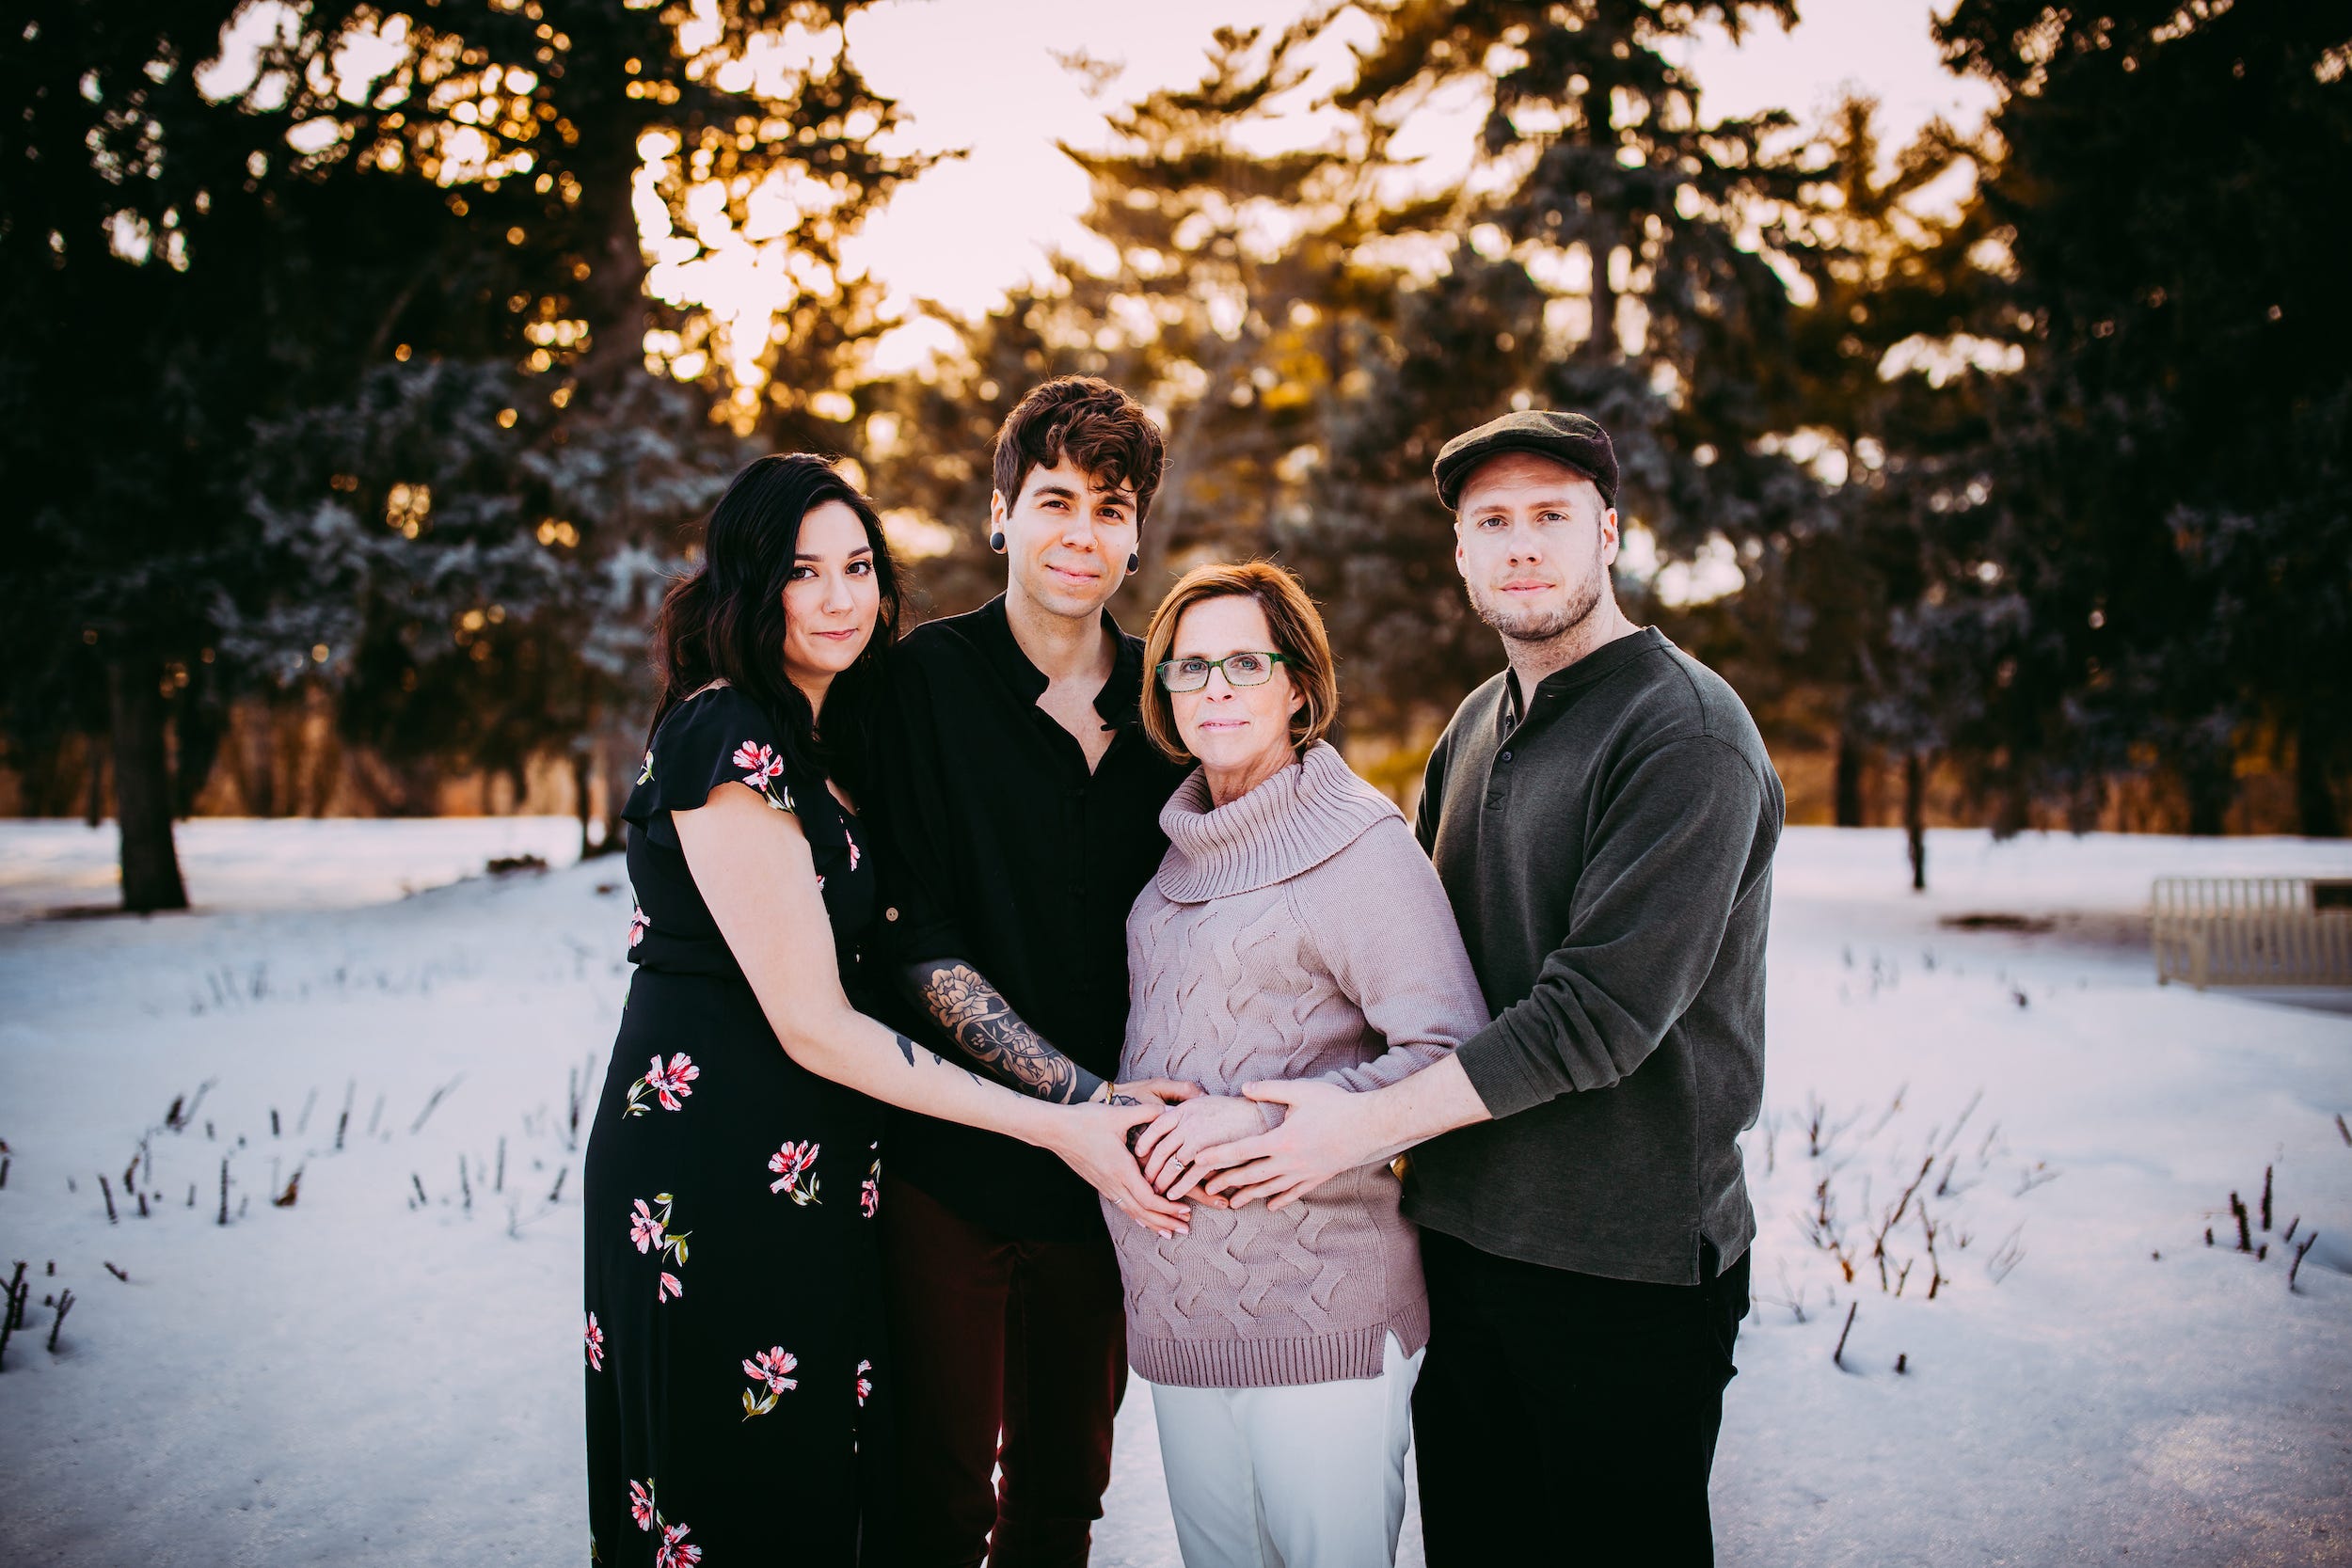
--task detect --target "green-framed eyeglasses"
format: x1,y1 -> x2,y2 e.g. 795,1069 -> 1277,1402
1155,651 -> 1290,693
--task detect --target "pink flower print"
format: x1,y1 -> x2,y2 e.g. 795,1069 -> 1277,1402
631,1194 -> 691,1301
845,822 -> 862,871
767,1140 -> 822,1205
657,1521 -> 702,1568
646,1053 -> 698,1110
743,1345 -> 801,1393
584,1312 -> 606,1371
623,1053 -> 699,1117
628,1479 -> 655,1531
732,739 -> 793,812
636,750 -> 655,785
861,1143 -> 881,1219
856,1358 -> 874,1407
628,906 -> 651,948
739,1345 -> 800,1418
733,739 -> 785,785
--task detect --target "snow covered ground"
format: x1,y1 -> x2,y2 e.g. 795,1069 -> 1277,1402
0,816 -> 586,924
1,821 -> 2348,1566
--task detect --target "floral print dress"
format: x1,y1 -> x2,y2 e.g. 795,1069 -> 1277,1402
584,685 -> 890,1565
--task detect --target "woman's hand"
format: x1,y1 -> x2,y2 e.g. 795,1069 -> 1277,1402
1135,1095 -> 1278,1198
1043,1098 -> 1194,1239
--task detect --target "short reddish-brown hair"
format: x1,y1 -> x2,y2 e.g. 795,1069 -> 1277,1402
993,376 -> 1167,524
1139,561 -> 1339,764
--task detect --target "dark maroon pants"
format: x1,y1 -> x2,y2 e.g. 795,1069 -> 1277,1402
881,1176 -> 1127,1568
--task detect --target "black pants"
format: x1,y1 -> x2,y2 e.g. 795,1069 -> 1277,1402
880,1177 -> 1127,1568
1413,1229 -> 1749,1567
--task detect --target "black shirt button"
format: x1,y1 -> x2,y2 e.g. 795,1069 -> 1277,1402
1500,751 -> 1513,762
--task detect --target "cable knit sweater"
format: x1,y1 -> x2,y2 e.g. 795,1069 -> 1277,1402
1111,742 -> 1490,1387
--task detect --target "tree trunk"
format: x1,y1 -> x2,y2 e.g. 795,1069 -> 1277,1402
2295,718 -> 2343,838
84,733 -> 107,828
573,746 -> 595,861
107,656 -> 188,911
173,690 -> 224,819
2183,757 -> 2233,837
1833,727 -> 1867,828
598,722 -> 635,857
1904,752 -> 1927,894
239,705 -> 277,817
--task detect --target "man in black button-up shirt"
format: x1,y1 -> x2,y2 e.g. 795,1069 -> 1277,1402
872,377 -> 1194,1567
1187,417 -> 1781,1565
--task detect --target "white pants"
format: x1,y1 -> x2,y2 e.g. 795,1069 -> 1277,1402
1149,1332 -> 1423,1568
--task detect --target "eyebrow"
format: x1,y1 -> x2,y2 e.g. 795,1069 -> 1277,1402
793,544 -> 875,560
1032,481 -> 1134,505
1470,497 -> 1580,514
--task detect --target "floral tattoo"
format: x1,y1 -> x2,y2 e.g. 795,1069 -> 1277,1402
907,959 -> 1104,1104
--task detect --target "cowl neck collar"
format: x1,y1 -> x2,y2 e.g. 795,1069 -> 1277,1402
1155,741 -> 1400,903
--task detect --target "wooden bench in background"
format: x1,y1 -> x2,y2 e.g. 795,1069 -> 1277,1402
2152,876 -> 2352,990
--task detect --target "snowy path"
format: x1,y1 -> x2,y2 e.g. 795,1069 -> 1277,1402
1,823 -> 2348,1565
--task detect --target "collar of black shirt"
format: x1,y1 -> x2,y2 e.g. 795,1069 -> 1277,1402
973,593 -> 1148,727
1499,625 -> 1663,734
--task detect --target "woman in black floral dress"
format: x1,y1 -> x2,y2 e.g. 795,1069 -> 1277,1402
582,455 -> 1171,1566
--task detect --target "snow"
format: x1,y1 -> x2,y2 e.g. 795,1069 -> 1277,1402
1,821 -> 2348,1565
0,816 -> 586,924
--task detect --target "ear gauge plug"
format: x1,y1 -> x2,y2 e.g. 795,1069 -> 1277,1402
989,531 -> 1006,551
1127,552 -> 1140,574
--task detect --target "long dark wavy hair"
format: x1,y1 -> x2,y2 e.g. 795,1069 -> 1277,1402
645,454 -> 901,796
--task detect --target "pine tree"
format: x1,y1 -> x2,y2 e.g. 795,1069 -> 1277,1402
1302,0 -> 1828,735
1920,0 -> 2352,834
1,1 -> 927,896
1718,94 -> 1991,876
868,22 -> 1411,638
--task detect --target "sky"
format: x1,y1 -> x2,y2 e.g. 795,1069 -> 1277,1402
837,0 -> 2000,368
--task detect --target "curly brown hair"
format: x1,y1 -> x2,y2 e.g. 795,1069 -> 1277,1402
992,376 -> 1167,524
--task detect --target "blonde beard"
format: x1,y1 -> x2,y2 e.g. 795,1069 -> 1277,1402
1469,565 -> 1604,648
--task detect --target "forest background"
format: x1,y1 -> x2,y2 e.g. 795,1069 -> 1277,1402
6,0 -> 2347,913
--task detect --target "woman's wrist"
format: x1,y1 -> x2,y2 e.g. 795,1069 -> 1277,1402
1000,1094 -> 1066,1150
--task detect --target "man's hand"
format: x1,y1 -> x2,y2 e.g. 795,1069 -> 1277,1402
1192,1078 -> 1394,1212
1093,1077 -> 1204,1109
1134,1095 -> 1276,1196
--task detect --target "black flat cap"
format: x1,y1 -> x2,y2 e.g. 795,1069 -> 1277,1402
1433,409 -> 1618,510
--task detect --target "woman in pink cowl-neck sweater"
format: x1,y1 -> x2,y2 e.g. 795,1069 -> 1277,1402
1113,562 -> 1488,1568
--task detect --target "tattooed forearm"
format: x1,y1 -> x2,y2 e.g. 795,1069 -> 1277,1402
891,1029 -> 977,1083
904,958 -> 1105,1105
892,1033 -> 946,1069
